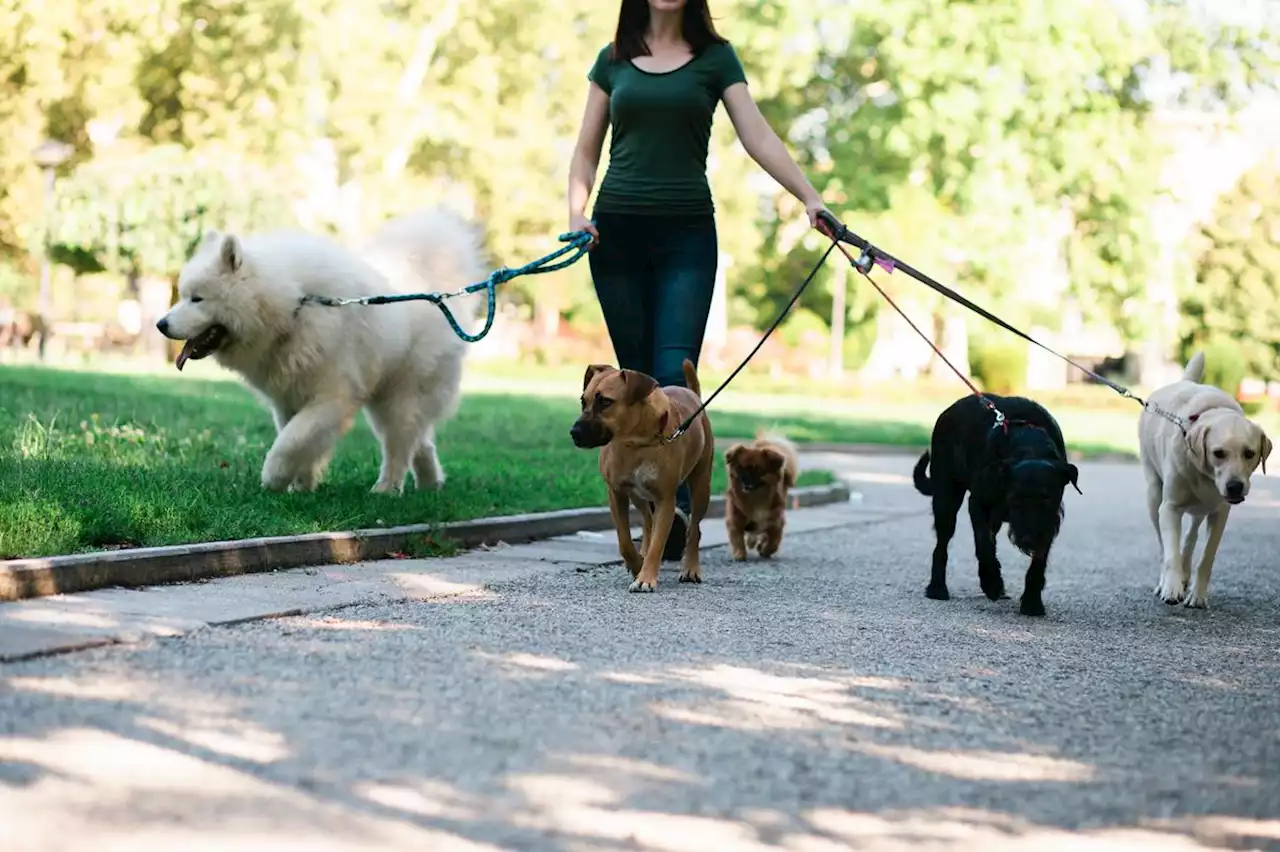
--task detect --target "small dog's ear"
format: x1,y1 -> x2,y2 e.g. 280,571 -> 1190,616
621,370 -> 658,404
1260,430 -> 1272,476
724,444 -> 745,466
760,447 -> 786,472
1064,462 -> 1082,495
583,363 -> 613,391
219,234 -> 243,272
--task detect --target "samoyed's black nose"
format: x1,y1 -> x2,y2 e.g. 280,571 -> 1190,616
156,317 -> 170,336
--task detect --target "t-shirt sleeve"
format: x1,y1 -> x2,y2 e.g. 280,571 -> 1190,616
588,45 -> 614,95
715,42 -> 748,93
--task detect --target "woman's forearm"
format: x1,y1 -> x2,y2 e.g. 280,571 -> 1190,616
746,130 -> 822,207
568,153 -> 598,218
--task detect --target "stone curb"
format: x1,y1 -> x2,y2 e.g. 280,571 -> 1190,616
0,483 -> 852,604
797,442 -> 1138,464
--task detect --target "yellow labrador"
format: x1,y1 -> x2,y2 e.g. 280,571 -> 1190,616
1138,351 -> 1272,608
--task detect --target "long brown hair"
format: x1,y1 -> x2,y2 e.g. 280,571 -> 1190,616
609,0 -> 727,62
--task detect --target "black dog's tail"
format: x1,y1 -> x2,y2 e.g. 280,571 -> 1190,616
912,451 -> 932,496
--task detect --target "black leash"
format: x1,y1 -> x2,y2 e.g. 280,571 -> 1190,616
810,211 -> 1200,435
666,238 -> 840,441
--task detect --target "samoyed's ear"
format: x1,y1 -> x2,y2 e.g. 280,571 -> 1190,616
219,234 -> 243,272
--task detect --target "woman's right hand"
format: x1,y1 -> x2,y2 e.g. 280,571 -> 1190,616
569,214 -> 599,249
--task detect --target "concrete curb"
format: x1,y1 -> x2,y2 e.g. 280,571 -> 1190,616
0,483 -> 852,603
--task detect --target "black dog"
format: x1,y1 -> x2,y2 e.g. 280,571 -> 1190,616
912,393 -> 1081,617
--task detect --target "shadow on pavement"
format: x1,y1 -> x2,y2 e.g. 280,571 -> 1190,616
1,459 -> 1279,851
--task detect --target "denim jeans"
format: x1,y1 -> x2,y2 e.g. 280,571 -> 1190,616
588,212 -> 718,514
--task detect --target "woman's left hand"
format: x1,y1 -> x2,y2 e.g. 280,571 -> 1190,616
805,198 -> 833,233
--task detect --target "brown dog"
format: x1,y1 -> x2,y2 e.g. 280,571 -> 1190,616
570,358 -> 714,592
723,429 -> 800,560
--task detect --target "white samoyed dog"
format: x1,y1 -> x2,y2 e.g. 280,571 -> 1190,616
156,206 -> 487,495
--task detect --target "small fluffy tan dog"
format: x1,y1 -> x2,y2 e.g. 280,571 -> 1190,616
569,359 -> 714,593
723,429 -> 800,560
1138,351 -> 1273,608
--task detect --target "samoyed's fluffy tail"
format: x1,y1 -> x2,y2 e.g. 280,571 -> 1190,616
360,206 -> 489,325
756,427 -> 801,488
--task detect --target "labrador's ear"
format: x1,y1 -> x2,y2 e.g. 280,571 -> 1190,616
1187,420 -> 1211,472
583,363 -> 613,391
1261,430 -> 1273,476
620,369 -> 658,405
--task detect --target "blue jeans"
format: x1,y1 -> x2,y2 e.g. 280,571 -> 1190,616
589,212 -> 718,514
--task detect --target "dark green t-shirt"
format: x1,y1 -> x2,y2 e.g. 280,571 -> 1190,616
588,41 -> 748,217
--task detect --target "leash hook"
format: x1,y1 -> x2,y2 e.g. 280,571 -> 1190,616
854,248 -> 875,276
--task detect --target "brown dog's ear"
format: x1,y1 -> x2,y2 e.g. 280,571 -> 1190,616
724,444 -> 745,466
759,447 -> 786,473
583,363 -> 613,391
620,370 -> 658,404
1261,430 -> 1273,475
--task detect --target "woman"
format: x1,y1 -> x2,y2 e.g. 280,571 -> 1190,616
567,0 -> 830,560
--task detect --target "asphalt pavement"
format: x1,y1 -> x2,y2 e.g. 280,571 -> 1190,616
1,451 -> 1278,852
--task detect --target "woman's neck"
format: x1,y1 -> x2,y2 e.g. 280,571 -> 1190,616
646,10 -> 684,48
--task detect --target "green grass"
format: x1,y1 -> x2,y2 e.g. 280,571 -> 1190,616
0,365 -> 836,559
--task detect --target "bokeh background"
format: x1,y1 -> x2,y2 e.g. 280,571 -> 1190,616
0,0 -> 1277,406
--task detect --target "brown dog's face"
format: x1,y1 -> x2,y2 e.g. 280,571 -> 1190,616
725,444 -> 787,494
1188,412 -> 1273,504
569,363 -> 662,449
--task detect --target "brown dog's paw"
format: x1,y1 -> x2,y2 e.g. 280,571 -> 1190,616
628,578 -> 656,593
729,549 -> 747,561
678,568 -> 702,584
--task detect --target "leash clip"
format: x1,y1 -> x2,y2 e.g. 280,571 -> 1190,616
853,249 -> 876,275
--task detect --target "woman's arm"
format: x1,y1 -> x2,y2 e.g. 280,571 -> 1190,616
567,82 -> 611,244
721,81 -> 828,225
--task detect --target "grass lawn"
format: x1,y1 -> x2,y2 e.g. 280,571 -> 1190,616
0,365 -> 837,559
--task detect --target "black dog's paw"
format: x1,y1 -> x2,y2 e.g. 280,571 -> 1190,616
979,578 -> 1006,602
925,583 -> 950,601
982,584 -> 1008,602
1019,596 -> 1046,617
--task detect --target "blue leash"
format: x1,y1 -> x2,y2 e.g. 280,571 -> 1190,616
299,230 -> 594,343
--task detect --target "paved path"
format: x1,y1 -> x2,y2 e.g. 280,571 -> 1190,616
1,452 -> 1278,851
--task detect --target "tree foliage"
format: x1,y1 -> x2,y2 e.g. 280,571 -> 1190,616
48,145 -> 295,278
1180,159 -> 1280,379
0,0 -> 1275,361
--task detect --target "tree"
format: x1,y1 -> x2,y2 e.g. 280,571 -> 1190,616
745,0 -> 1278,348
1180,158 -> 1280,380
47,144 -> 295,356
